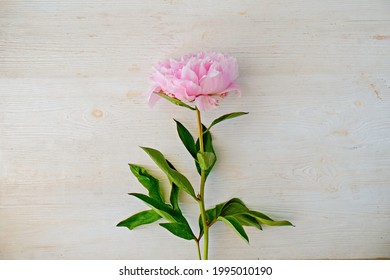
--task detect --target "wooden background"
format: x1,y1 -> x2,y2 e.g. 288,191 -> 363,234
1,0 -> 389,259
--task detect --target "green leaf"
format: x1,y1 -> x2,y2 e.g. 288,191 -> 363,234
159,223 -> 196,240
218,198 -> 293,227
198,198 -> 250,238
169,183 -> 180,211
234,214 -> 262,230
129,193 -> 177,223
155,92 -> 196,110
248,211 -> 294,227
166,160 -> 180,211
200,198 -> 293,240
210,198 -> 247,219
128,164 -> 164,203
208,112 -> 249,131
205,208 -> 217,225
197,152 -> 216,170
141,147 -> 196,200
198,208 -> 217,237
220,198 -> 249,216
174,119 -> 197,158
195,124 -> 217,178
218,216 -> 249,243
215,201 -> 226,217
117,210 -> 161,230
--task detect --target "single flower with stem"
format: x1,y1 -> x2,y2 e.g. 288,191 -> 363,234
117,52 -> 293,260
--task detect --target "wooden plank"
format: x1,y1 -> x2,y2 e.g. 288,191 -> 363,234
1,0 -> 389,259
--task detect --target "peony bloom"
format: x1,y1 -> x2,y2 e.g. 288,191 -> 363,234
147,51 -> 241,111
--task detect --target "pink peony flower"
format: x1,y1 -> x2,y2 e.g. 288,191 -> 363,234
147,51 -> 241,111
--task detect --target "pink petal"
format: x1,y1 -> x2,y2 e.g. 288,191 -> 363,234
200,70 -> 230,94
147,87 -> 161,107
151,69 -> 168,88
224,81 -> 241,96
180,80 -> 201,97
196,95 -> 219,111
180,64 -> 199,84
170,81 -> 192,102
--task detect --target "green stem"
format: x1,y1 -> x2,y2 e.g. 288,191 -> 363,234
195,239 -> 202,260
196,108 -> 209,260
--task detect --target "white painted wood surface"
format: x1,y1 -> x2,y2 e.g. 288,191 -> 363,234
1,0 -> 389,259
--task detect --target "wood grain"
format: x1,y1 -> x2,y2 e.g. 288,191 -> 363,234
1,0 -> 389,259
